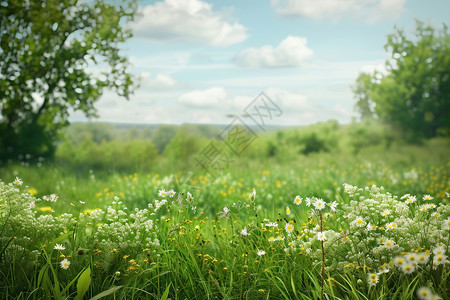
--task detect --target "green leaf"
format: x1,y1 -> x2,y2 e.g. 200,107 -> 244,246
160,283 -> 171,300
74,267 -> 91,300
89,286 -> 123,300
44,231 -> 73,253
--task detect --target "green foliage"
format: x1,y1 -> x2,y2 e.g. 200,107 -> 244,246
353,21 -> 450,140
0,0 -> 138,161
163,131 -> 209,170
56,136 -> 158,172
352,73 -> 375,120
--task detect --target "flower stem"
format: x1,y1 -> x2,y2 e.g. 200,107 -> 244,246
320,210 -> 324,300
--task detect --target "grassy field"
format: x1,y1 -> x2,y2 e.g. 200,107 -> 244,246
0,135 -> 449,299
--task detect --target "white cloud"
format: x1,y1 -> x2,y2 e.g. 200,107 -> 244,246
271,0 -> 406,23
265,87 -> 312,111
178,87 -> 227,107
234,36 -> 313,68
132,0 -> 247,46
139,72 -> 181,90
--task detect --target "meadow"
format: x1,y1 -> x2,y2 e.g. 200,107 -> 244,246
0,122 -> 449,299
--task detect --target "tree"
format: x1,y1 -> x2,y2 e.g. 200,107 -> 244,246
0,0 -> 138,161
352,21 -> 450,140
352,73 -> 375,120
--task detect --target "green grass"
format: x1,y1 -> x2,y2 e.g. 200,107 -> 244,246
0,139 -> 448,299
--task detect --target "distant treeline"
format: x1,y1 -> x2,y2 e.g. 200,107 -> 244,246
54,120 -> 400,173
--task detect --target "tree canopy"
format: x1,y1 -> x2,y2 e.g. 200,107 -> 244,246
353,21 -> 450,140
0,0 -> 138,161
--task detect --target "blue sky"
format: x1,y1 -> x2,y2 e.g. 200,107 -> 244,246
71,0 -> 450,125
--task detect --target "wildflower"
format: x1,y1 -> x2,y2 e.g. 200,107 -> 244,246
443,218 -> 450,230
13,177 -> 23,185
60,259 -> 70,270
317,232 -> 326,241
257,250 -> 266,256
367,273 -> 379,286
186,192 -> 193,202
158,189 -> 166,197
433,245 -> 445,256
417,287 -> 433,300
240,227 -> 250,237
115,271 -> 121,276
405,195 -> 417,204
285,206 -> 291,215
313,198 -> 326,210
249,189 -> 256,201
265,222 -> 278,227
393,256 -> 405,266
431,212 -> 440,218
384,240 -> 394,247
378,264 -> 390,274
417,253 -> 429,264
422,195 -> 433,201
285,223 -> 294,234
167,189 -> 176,198
381,209 -> 390,217
354,216 -> 365,227
433,254 -> 447,266
406,253 -> 417,263
400,193 -> 411,200
401,263 -> 415,274
294,196 -> 302,205
54,244 -> 65,251
275,236 -> 285,241
367,223 -> 377,231
49,194 -> 58,202
420,204 -> 430,212
386,222 -> 396,231
305,197 -> 312,207
329,201 -> 338,212
80,200 -> 86,204
268,237 -> 275,242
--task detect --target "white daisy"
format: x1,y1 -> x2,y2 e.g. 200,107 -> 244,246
405,195 -> 417,204
367,273 -> 379,286
14,177 -> 23,185
285,223 -> 294,234
158,189 -> 166,197
167,189 -> 176,198
54,244 -> 65,251
401,263 -> 415,274
422,194 -> 433,201
60,258 -> 70,270
313,198 -> 326,210
317,232 -> 326,241
417,287 -> 432,300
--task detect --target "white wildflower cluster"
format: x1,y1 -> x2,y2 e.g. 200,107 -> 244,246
154,188 -> 197,213
152,199 -> 168,212
0,180 -> 74,271
82,197 -> 160,256
305,184 -> 449,286
230,189 -> 258,212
